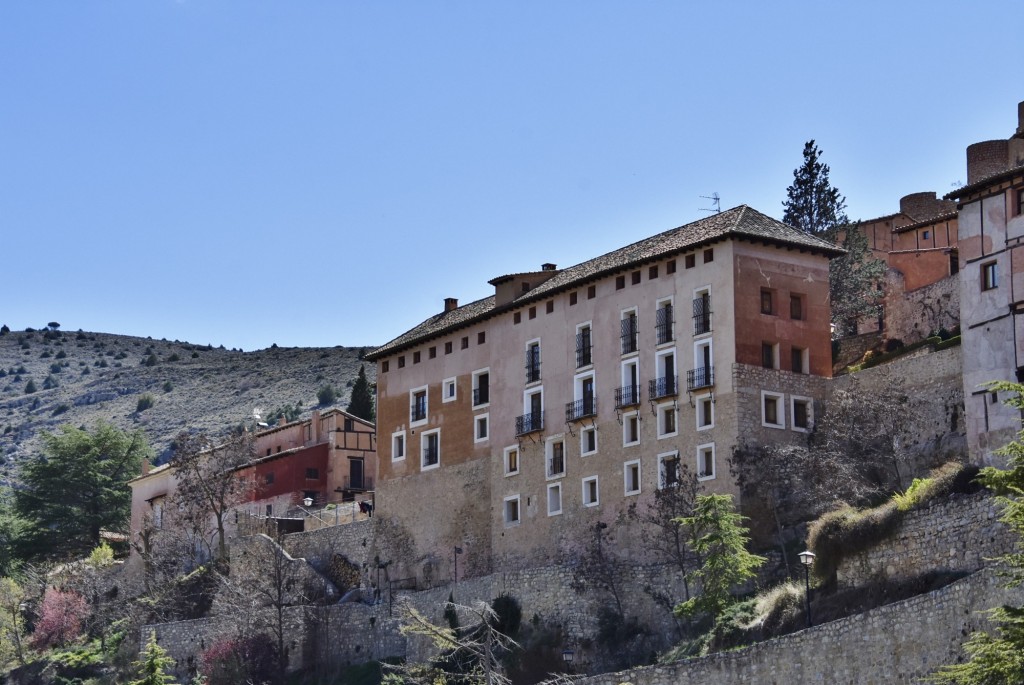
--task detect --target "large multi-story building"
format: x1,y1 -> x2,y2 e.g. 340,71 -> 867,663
949,101 -> 1024,465
366,206 -> 842,585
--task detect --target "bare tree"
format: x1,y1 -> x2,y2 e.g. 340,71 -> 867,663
169,430 -> 256,564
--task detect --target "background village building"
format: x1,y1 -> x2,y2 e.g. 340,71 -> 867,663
365,206 -> 842,587
127,408 -> 376,570
950,101 -> 1024,465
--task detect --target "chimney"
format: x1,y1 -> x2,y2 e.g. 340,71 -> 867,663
444,297 -> 459,312
541,263 -> 557,271
142,460 -> 151,476
1017,100 -> 1024,138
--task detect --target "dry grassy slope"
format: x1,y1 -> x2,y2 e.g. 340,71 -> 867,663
0,328 -> 376,485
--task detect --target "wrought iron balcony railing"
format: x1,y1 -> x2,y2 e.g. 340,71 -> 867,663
648,375 -> 678,400
515,410 -> 545,436
525,349 -> 541,384
576,332 -> 593,368
411,402 -> 427,423
620,317 -> 638,354
687,367 -> 714,391
656,305 -> 674,344
565,397 -> 597,422
693,296 -> 712,335
614,385 -> 640,409
473,387 -> 489,406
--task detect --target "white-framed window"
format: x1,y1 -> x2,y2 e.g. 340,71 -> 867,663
653,348 -> 678,398
619,358 -> 640,407
582,476 -> 599,507
474,413 -> 489,444
503,495 -> 521,526
982,261 -> 998,291
546,436 -> 566,479
623,411 -> 641,446
391,429 -> 406,462
693,287 -> 712,336
581,426 -> 597,456
442,377 -> 457,403
623,460 -> 641,496
791,347 -> 809,374
575,321 -> 594,369
620,307 -> 639,356
573,370 -> 597,420
696,394 -> 714,430
658,451 -> 681,489
657,401 -> 678,438
761,391 -> 785,429
472,368 -> 490,408
697,443 -> 715,481
547,482 -> 563,516
655,296 -> 675,345
522,387 -> 544,433
693,338 -> 713,389
525,339 -> 542,384
503,445 -> 520,476
420,428 -> 440,470
410,385 -> 429,427
791,396 -> 813,432
761,342 -> 780,370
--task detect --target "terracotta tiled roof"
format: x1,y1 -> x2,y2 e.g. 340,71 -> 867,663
945,164 -> 1024,201
893,211 -> 958,234
366,205 -> 842,360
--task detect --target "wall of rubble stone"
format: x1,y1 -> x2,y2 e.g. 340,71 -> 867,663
581,568 -> 1024,685
884,271 -> 960,345
836,492 -> 1013,588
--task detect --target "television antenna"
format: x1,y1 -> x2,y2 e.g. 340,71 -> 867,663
700,193 -> 721,214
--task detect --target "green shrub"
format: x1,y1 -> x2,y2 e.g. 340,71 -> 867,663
162,381 -> 173,392
40,350 -> 52,358
317,385 -> 338,406
55,350 -> 67,359
24,379 -> 37,394
52,404 -> 70,416
50,362 -> 62,374
43,375 -> 59,389
136,394 -> 155,412
142,354 -> 158,367
167,353 -> 180,362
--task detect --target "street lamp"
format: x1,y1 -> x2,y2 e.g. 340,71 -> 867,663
798,550 -> 816,628
303,496 -> 313,508
561,648 -> 574,673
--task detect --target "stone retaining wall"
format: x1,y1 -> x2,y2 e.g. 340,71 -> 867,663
836,492 -> 1013,588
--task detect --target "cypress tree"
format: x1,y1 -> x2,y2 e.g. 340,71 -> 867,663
347,364 -> 376,423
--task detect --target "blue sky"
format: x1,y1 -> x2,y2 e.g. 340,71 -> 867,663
2,2 -> 1020,351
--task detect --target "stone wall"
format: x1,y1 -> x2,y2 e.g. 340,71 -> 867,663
836,492 -> 1013,588
883,271 -> 960,345
280,518 -> 374,571
581,567 -> 1024,685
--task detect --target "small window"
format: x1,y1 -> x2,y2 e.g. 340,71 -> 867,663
443,377 -> 457,403
587,285 -> 596,299
703,248 -> 714,263
421,429 -> 440,470
1017,188 -> 1024,216
658,452 -> 680,489
514,312 -> 522,324
581,426 -> 597,456
391,431 -> 405,462
762,391 -> 785,429
461,336 -> 469,349
265,472 -> 275,485
760,288 -> 774,315
546,438 -> 566,479
504,446 -> 519,476
445,341 -> 453,354
696,395 -> 713,430
616,275 -> 626,290
413,351 -> 421,364
529,307 -> 537,319
429,346 -> 437,359
792,396 -> 813,432
697,444 -> 715,480
525,341 -> 541,383
790,294 -> 804,320
306,468 -> 319,480
631,270 -> 641,285
685,254 -> 696,269
624,460 -> 641,495
474,414 -> 489,443
547,482 -> 562,516
569,292 -> 578,306
478,331 -> 486,345
398,356 -> 406,368
623,412 -> 640,446
504,496 -> 521,526
582,476 -> 599,507
382,360 -> 389,373
546,301 -> 554,314
922,230 -> 931,240
658,403 -> 677,438
344,418 -> 354,432
472,369 -> 490,407
666,259 -> 676,274
982,261 -> 998,291
649,265 -> 659,279
791,347 -> 807,374
762,342 -> 777,369
411,387 -> 428,425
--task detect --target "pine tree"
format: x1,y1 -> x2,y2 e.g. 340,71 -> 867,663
130,631 -> 179,685
783,140 -> 885,333
347,364 -> 376,423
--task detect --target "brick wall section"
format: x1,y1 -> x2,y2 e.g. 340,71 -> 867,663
836,493 -> 1013,588
581,568 -> 1024,685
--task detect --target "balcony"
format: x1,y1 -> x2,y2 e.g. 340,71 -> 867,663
656,305 -> 674,344
410,401 -> 427,423
565,397 -> 598,422
687,367 -> 714,391
614,385 -> 640,409
515,410 -> 545,436
473,387 -> 489,406
422,445 -> 439,467
576,332 -> 593,368
649,375 -> 679,401
620,317 -> 638,354
693,296 -> 712,335
342,475 -> 374,492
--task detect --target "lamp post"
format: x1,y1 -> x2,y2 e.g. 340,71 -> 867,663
303,496 -> 313,508
798,550 -> 816,628
561,648 -> 574,673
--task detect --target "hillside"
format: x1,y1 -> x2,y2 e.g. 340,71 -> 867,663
0,326 -> 375,484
